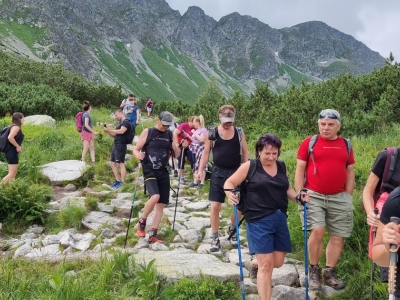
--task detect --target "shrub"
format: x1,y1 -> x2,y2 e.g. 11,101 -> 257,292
57,205 -> 87,230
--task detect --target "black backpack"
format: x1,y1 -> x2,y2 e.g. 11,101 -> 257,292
373,147 -> 399,202
0,126 -> 11,152
124,122 -> 134,144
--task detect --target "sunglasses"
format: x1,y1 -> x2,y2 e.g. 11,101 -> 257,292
319,112 -> 338,120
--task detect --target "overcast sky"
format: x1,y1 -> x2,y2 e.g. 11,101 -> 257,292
165,0 -> 400,60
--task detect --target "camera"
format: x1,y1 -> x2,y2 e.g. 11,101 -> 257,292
103,123 -> 107,128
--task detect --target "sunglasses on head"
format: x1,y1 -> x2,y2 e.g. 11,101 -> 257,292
319,112 -> 338,120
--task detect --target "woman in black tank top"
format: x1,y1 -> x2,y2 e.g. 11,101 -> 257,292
223,133 -> 310,300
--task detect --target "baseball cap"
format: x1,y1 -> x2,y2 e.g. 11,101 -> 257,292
318,109 -> 341,122
159,111 -> 174,126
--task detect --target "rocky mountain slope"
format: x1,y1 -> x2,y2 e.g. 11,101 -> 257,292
0,0 -> 385,100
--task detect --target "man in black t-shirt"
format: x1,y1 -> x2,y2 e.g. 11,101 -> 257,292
104,109 -> 131,190
372,186 -> 400,299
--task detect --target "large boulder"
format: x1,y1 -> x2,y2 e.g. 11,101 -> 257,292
24,115 -> 56,127
40,160 -> 89,182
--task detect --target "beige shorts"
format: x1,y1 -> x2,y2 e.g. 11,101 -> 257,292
298,190 -> 354,237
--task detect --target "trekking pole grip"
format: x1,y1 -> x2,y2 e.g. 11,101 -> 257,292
388,216 -> 400,299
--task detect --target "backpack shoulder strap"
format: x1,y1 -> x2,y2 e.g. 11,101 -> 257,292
381,147 -> 399,191
236,127 -> 243,163
246,159 -> 257,183
143,127 -> 154,150
307,134 -> 318,175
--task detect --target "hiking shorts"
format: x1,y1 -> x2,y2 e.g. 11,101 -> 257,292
143,168 -> 170,204
146,107 -> 152,112
111,143 -> 127,163
209,164 -> 238,203
81,130 -> 93,142
5,147 -> 19,164
246,210 -> 291,254
298,190 -> 353,237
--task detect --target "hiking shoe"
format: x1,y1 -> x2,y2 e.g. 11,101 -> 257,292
323,267 -> 345,290
226,226 -> 237,242
113,181 -> 123,190
210,238 -> 221,252
109,181 -> 118,189
309,265 -> 322,290
173,170 -> 178,177
188,182 -> 198,188
197,184 -> 204,189
136,219 -> 146,237
149,234 -> 164,244
179,178 -> 186,185
244,260 -> 258,284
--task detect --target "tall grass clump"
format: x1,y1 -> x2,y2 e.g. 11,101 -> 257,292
57,205 -> 87,230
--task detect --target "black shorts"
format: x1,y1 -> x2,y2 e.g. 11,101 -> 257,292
5,148 -> 19,164
209,164 -> 238,203
111,143 -> 127,163
143,168 -> 170,204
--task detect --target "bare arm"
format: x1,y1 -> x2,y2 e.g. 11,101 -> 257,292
345,163 -> 355,195
363,172 -> 380,226
8,126 -> 22,152
295,159 -> 307,192
240,130 -> 250,162
173,128 -> 182,149
133,128 -> 149,161
136,108 -> 140,123
104,125 -> 127,137
196,132 -> 211,180
372,221 -> 400,267
84,117 -> 98,134
224,161 -> 250,205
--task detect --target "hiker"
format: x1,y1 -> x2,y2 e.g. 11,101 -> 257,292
145,98 -> 154,117
294,109 -> 355,291
224,133 -> 309,300
372,186 -> 400,298
188,115 -> 207,189
196,105 -> 249,252
133,111 -> 175,243
2,112 -> 25,183
103,109 -> 132,190
125,95 -> 140,133
363,147 -> 400,281
80,101 -> 99,164
120,93 -> 135,115
173,116 -> 195,184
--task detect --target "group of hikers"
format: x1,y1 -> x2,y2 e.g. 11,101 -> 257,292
3,93 -> 400,300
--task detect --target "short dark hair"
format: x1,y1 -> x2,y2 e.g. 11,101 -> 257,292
255,133 -> 282,158
128,93 -> 135,98
12,112 -> 24,127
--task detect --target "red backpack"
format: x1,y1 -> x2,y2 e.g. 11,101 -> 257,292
75,112 -> 83,132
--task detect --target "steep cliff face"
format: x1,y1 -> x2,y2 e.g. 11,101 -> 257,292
0,0 -> 385,100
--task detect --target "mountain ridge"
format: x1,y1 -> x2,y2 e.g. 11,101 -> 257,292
0,0 -> 385,100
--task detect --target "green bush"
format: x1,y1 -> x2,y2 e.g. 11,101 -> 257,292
57,205 -> 87,230
0,179 -> 52,224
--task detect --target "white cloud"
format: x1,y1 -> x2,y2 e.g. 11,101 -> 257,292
166,0 -> 400,59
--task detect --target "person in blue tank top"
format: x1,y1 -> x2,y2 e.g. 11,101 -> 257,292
224,133 -> 309,300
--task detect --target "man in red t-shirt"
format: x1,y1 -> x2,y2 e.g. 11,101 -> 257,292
172,116 -> 195,183
295,109 -> 355,291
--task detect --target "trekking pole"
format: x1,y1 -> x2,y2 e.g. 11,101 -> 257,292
172,146 -> 184,231
370,207 -> 379,300
388,216 -> 400,300
296,188 -> 309,300
124,162 -> 142,248
233,190 -> 246,300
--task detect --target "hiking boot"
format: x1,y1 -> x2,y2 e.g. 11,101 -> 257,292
210,238 -> 221,252
309,265 -> 322,290
188,182 -> 198,188
323,267 -> 345,290
173,170 -> 178,177
113,181 -> 123,190
109,180 -> 118,189
244,260 -> 258,284
136,219 -> 146,238
226,225 -> 237,242
149,234 -> 164,244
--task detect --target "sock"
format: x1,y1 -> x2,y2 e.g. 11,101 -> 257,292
310,264 -> 318,268
139,218 -> 146,225
230,224 -> 235,231
212,232 -> 219,239
151,228 -> 158,235
326,266 -> 334,269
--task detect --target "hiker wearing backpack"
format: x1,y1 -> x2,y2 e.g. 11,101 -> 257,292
1,112 -> 25,183
103,109 -> 133,190
188,115 -> 207,189
120,93 -> 135,115
295,109 -> 355,291
372,187 -> 400,299
173,116 -> 195,184
224,133 -> 309,300
196,105 -> 249,252
133,111 -> 175,244
145,98 -> 154,117
125,96 -> 140,131
363,147 -> 400,285
80,101 -> 99,164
